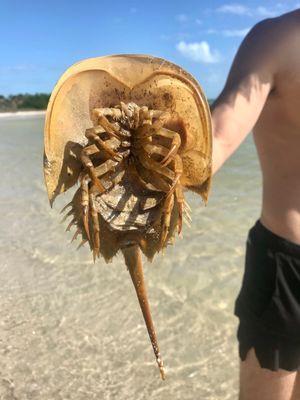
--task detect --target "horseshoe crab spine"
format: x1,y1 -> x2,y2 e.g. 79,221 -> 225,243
122,245 -> 165,380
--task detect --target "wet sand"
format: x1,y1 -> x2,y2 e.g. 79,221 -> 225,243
0,111 -> 45,119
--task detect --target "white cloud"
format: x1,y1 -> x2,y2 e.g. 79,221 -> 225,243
222,28 -> 250,37
204,27 -> 250,37
256,6 -> 277,17
216,3 -> 290,18
0,64 -> 36,73
217,3 -> 251,15
206,28 -> 218,34
160,32 -> 191,41
206,72 -> 222,84
176,14 -> 188,23
177,32 -> 191,40
160,34 -> 171,41
176,41 -> 220,63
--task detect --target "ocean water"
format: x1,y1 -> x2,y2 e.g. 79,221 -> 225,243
0,116 -> 261,400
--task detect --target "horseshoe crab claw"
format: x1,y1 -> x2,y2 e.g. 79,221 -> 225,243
43,54 -> 212,379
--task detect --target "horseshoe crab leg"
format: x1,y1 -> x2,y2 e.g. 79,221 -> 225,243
122,245 -> 165,380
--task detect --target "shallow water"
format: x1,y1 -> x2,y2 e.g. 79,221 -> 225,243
0,116 -> 261,400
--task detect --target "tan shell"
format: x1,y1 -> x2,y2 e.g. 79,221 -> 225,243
43,54 -> 212,379
44,54 -> 212,206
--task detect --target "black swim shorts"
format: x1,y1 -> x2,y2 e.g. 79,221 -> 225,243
234,220 -> 300,371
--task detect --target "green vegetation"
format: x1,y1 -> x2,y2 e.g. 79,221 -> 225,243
0,93 -> 50,112
0,93 -> 214,113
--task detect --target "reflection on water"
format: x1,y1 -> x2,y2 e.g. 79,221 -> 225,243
0,116 -> 261,399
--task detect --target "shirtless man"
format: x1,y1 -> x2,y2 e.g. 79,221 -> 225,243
211,9 -> 300,400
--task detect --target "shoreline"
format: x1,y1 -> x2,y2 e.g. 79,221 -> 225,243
0,110 -> 46,119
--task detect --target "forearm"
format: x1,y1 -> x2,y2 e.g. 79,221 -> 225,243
211,101 -> 251,175
212,136 -> 230,175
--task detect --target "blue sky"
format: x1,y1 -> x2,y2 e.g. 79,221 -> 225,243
1,0 -> 299,98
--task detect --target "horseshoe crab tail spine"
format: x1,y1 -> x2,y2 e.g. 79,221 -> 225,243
122,245 -> 166,380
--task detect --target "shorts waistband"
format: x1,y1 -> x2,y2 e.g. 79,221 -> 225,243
251,220 -> 300,257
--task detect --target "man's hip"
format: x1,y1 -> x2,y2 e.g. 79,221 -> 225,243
234,220 -> 300,371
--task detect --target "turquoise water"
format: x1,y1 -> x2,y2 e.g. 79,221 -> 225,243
0,115 -> 261,399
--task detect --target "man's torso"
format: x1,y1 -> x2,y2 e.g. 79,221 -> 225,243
253,12 -> 300,243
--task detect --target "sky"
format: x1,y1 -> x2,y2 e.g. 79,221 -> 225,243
0,0 -> 299,98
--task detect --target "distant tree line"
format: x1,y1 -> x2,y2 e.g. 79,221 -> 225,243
0,93 -> 50,112
0,93 -> 214,112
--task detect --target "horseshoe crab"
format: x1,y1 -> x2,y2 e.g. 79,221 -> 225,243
43,54 -> 212,379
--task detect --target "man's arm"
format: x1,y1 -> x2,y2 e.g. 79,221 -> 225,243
211,19 -> 278,174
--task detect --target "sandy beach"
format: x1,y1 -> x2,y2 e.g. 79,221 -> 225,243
0,110 -> 46,119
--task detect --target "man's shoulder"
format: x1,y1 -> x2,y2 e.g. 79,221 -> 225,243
243,10 -> 300,74
252,9 -> 300,44
251,10 -> 300,47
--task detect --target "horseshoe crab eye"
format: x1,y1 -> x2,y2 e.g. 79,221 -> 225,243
43,54 -> 212,379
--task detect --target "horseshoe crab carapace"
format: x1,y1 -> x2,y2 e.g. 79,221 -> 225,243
43,54 -> 212,379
